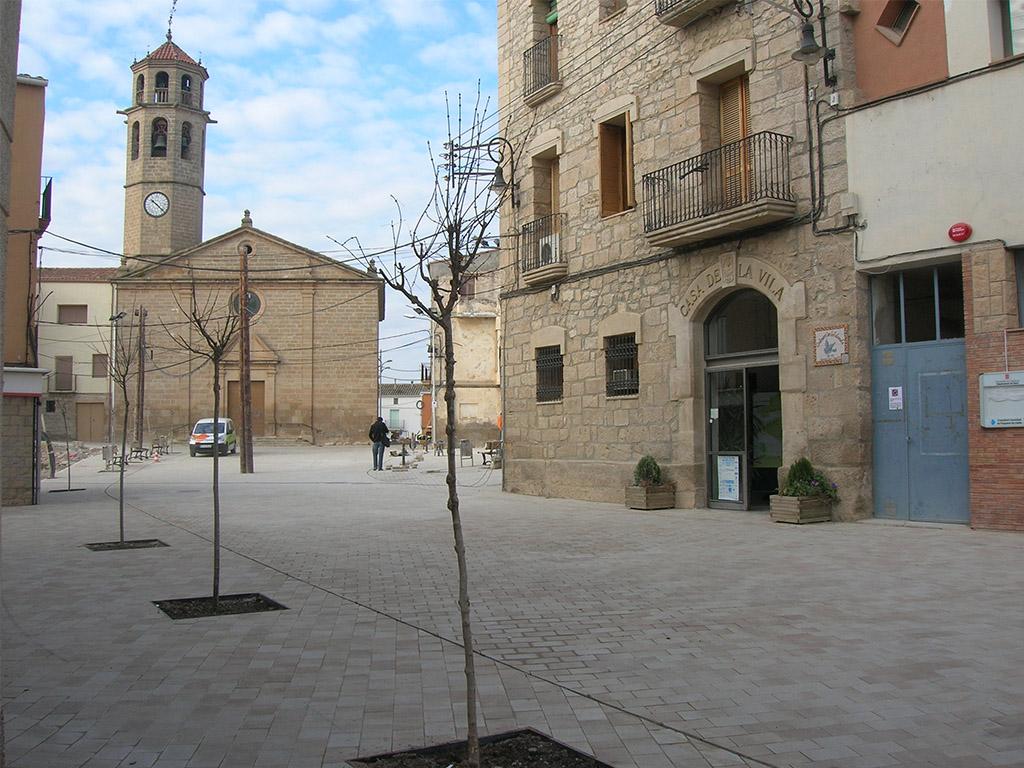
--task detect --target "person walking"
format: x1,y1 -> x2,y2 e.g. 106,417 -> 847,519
369,416 -> 390,471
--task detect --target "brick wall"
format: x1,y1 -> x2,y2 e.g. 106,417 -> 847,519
963,245 -> 1024,531
2,395 -> 36,506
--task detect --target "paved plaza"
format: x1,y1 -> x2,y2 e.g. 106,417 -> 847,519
2,445 -> 1023,768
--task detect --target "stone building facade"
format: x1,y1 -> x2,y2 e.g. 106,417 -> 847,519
429,250 -> 503,447
497,0 -> 870,518
112,36 -> 383,447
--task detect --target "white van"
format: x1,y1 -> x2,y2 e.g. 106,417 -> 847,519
189,418 -> 237,457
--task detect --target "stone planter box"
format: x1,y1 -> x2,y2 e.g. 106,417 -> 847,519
769,494 -> 832,524
625,484 -> 675,510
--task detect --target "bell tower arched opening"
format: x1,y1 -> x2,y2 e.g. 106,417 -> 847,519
703,288 -> 782,509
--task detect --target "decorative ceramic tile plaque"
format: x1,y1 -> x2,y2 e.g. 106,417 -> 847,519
814,324 -> 848,366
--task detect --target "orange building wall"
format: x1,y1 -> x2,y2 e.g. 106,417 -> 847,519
3,77 -> 46,365
853,0 -> 949,102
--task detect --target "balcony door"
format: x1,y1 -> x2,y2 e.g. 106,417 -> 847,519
718,75 -> 750,208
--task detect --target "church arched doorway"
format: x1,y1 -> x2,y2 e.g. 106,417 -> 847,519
704,289 -> 782,509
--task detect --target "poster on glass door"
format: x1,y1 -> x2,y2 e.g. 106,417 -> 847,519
717,455 -> 740,502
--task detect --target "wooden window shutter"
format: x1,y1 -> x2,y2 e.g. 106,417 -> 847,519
718,76 -> 750,146
624,115 -> 635,209
599,122 -> 624,216
719,76 -> 751,205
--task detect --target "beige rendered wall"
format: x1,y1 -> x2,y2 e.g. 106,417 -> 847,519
846,62 -> 1024,264
497,2 -> 872,518
38,280 -> 112,397
852,0 -> 948,102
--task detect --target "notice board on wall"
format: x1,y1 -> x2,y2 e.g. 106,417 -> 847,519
979,371 -> 1024,428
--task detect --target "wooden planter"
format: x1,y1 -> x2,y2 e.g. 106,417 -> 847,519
625,484 -> 675,510
769,494 -> 832,524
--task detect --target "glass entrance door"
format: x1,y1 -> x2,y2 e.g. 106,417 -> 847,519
706,365 -> 781,510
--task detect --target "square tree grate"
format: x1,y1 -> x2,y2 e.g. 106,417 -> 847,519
84,539 -> 168,551
349,728 -> 613,767
154,593 -> 288,620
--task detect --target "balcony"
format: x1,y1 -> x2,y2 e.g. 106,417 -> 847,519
523,36 -> 562,106
642,131 -> 796,248
655,0 -> 736,27
520,213 -> 567,287
153,87 -> 169,103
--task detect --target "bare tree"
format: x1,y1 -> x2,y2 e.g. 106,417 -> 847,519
163,277 -> 240,607
108,309 -> 140,539
335,93 -> 516,768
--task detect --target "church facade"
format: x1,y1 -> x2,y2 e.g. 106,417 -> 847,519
112,36 -> 383,446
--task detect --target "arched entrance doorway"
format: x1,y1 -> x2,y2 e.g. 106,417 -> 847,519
704,289 -> 782,509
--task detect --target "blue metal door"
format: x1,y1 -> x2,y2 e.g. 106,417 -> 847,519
872,340 -> 968,523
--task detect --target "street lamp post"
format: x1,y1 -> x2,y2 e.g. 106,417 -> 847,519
378,357 -> 392,425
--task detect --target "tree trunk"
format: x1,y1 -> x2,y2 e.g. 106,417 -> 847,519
119,384 -> 130,543
212,360 -> 221,608
442,322 -> 479,768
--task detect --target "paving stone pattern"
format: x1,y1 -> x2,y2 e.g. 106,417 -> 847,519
3,446 -> 1023,768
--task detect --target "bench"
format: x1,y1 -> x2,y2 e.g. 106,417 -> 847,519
479,440 -> 503,466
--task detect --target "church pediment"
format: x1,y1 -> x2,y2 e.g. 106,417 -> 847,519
115,221 -> 377,283
225,333 -> 279,366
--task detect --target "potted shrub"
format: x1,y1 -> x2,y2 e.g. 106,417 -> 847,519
769,457 -> 839,524
625,455 -> 676,510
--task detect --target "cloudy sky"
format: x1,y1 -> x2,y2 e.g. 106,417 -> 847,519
18,0 -> 498,380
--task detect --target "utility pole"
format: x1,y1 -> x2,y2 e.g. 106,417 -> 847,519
238,242 -> 254,473
134,307 -> 147,449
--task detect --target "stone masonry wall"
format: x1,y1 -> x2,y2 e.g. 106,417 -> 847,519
2,395 -> 35,506
963,245 -> 1024,531
498,1 -> 870,517
115,230 -> 381,445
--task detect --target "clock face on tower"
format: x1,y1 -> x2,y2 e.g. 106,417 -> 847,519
144,191 -> 170,217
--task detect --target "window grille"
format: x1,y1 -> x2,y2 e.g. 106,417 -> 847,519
605,333 -> 638,396
536,345 -> 563,402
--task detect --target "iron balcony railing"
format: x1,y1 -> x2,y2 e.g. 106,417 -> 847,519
135,89 -> 144,105
523,35 -> 560,99
654,0 -> 686,14
642,131 -> 794,233
180,90 -> 194,106
520,213 -> 565,274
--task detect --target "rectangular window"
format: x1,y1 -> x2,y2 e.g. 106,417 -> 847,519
54,356 -> 74,391
57,304 -> 88,324
92,354 -> 108,378
1001,0 -> 1024,57
599,0 -> 626,20
1015,250 -> 1024,325
876,0 -> 920,45
458,276 -> 476,298
393,397 -> 399,405
604,333 -> 638,396
45,400 -> 56,413
536,345 -> 564,402
598,113 -> 634,217
870,263 -> 964,345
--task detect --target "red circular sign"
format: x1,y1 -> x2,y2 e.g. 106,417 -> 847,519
948,222 -> 972,242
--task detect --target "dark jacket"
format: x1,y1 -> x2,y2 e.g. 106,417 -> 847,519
369,421 -> 389,443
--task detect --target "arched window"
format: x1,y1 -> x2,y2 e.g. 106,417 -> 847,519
151,118 -> 168,157
155,71 -> 169,103
135,74 -> 145,104
131,121 -> 140,160
180,74 -> 192,106
181,121 -> 192,159
704,289 -> 778,358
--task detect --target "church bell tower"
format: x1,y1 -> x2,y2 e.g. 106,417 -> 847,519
120,32 -> 213,263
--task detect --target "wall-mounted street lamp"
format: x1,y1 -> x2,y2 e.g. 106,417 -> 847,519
446,136 -> 520,208
763,0 -> 837,88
